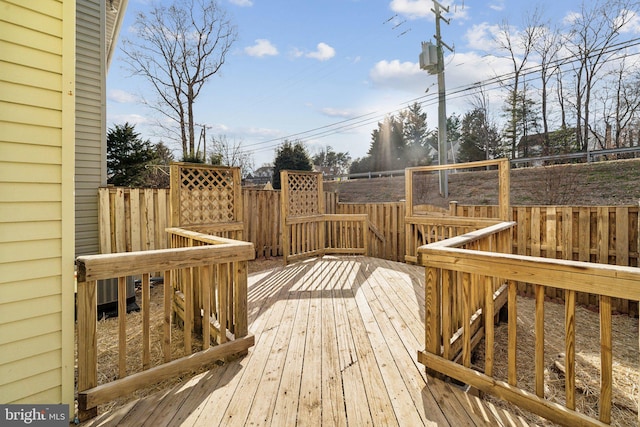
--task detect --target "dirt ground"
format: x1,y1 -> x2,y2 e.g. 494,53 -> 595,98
326,158 -> 640,206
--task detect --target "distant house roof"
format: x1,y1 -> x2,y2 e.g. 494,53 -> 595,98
314,165 -> 336,176
254,166 -> 273,177
517,128 -> 577,149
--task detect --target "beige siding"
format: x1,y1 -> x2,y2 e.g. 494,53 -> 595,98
76,0 -> 105,256
0,0 -> 75,413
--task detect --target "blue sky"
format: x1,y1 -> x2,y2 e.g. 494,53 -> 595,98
106,0 -> 638,168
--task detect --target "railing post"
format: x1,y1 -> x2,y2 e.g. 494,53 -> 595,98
425,265 -> 442,376
234,260 -> 249,357
77,279 -> 98,421
448,201 -> 458,216
163,269 -> 172,363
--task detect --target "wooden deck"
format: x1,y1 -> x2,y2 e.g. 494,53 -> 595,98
82,256 -> 532,426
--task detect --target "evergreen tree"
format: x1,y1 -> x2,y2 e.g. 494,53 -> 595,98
349,156 -> 373,174
367,115 -> 405,171
272,140 -> 313,189
458,108 -> 501,163
312,146 -> 351,176
144,142 -> 175,187
107,123 -> 157,186
425,113 -> 462,164
401,102 -> 433,166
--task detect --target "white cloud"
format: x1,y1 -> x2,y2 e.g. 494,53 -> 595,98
390,0 -> 431,19
108,89 -> 139,103
369,59 -> 425,92
320,107 -> 356,119
464,22 -> 502,51
228,0 -> 253,6
390,0 -> 468,21
306,42 -> 336,61
618,9 -> 640,34
562,11 -> 582,26
488,0 -> 504,12
290,47 -> 304,58
108,113 -> 151,126
244,39 -> 278,57
243,126 -> 282,138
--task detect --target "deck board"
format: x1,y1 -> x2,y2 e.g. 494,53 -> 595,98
82,256 -> 531,427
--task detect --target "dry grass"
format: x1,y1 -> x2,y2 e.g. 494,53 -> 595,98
474,296 -> 639,426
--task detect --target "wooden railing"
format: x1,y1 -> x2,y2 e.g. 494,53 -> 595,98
166,227 -> 252,341
419,222 -> 515,363
282,213 -> 384,263
76,234 -> 255,421
417,222 -> 640,426
405,216 -> 505,263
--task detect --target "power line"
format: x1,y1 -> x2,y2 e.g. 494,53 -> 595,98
237,36 -> 640,157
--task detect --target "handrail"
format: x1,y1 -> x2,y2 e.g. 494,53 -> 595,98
417,221 -> 640,426
76,232 -> 255,421
418,221 -> 516,251
405,216 -> 505,264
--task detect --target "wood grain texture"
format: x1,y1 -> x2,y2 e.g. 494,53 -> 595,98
82,257 -> 520,426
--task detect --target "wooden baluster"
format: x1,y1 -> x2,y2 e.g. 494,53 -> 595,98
534,284 -> 545,398
600,295 -> 612,424
202,265 -> 211,349
118,276 -> 127,378
507,280 -> 517,386
484,275 -> 494,377
442,269 -> 451,360
565,289 -> 576,410
142,273 -> 151,370
462,272 -> 471,369
218,264 -> 228,344
184,267 -> 193,355
163,269 -> 172,363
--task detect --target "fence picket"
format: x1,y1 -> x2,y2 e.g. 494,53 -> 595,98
97,187 -> 639,314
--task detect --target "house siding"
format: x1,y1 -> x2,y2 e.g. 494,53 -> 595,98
76,0 -> 105,256
0,0 -> 75,414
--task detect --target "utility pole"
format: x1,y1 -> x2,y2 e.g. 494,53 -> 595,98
196,123 -> 212,162
420,0 -> 453,197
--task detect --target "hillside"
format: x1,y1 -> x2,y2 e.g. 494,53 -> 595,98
324,158 -> 640,207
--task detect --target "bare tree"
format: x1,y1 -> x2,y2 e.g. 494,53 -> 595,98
608,56 -> 640,148
122,0 -> 237,159
470,83 -> 503,160
210,135 -> 254,178
494,11 -> 541,158
563,0 -> 635,151
533,23 -> 561,152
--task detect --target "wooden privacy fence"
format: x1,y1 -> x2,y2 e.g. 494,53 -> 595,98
96,187 -> 639,313
75,236 -> 255,421
418,223 -> 640,426
453,203 -> 640,315
337,202 -> 405,261
98,187 -> 338,259
98,187 -> 171,253
453,204 -> 640,268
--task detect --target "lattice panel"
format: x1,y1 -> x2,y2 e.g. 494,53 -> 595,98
176,165 -> 236,226
286,173 -> 320,217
